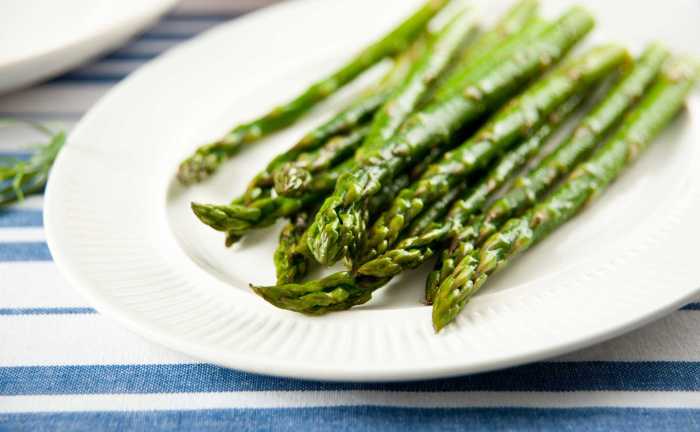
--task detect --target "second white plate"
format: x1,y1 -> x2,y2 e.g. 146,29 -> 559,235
45,0 -> 700,381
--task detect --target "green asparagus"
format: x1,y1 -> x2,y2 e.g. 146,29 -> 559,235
477,43 -> 668,243
354,8 -> 479,164
433,1 -> 543,102
361,45 -> 627,264
193,118 -> 442,240
432,57 -> 699,331
255,93 -> 586,314
359,92 -> 586,279
273,126 -> 369,197
425,45 -> 668,300
274,210 -> 317,284
306,7 -> 596,266
177,0 -> 448,185
273,171 -> 417,285
272,8 -> 476,199
0,120 -> 65,206
192,161 -> 349,236
238,38 -> 426,204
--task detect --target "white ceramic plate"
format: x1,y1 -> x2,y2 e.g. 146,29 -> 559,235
45,0 -> 700,382
0,0 -> 177,94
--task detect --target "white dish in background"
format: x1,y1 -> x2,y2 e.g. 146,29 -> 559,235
45,0 -> 700,381
0,0 -> 177,94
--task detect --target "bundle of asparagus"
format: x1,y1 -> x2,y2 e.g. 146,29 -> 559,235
182,0 -> 699,332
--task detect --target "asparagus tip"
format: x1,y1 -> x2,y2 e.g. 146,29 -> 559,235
273,165 -> 311,197
190,202 -> 260,232
177,152 -> 218,185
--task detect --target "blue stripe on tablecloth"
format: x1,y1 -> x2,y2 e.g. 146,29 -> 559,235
3,362 -> 700,395
138,32 -> 195,41
1,408 -> 698,432
163,13 -> 244,21
0,112 -> 83,120
49,73 -> 126,84
0,209 -> 43,227
0,308 -> 96,316
0,152 -> 31,161
103,51 -> 160,61
681,303 -> 700,311
0,242 -> 52,261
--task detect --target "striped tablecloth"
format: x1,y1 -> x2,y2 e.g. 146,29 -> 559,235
2,1 -> 700,430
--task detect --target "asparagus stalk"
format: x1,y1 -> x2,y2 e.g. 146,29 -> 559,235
191,158 -> 356,236
194,120 -> 443,240
273,8 -> 477,198
274,171 -> 417,285
252,271 -> 386,315
477,43 -> 669,243
273,144 -> 443,285
452,0 -> 539,66
217,44 -> 424,240
359,92 -> 585,279
273,126 -> 369,197
432,57 -> 699,331
433,2 -> 543,102
404,180 -> 469,238
409,89 -> 584,240
425,45 -> 669,301
177,0 -> 448,185
238,38 -> 427,204
361,45 -> 628,264
306,7 -> 596,266
354,7 -> 479,164
254,93 -> 586,314
274,210 -> 317,284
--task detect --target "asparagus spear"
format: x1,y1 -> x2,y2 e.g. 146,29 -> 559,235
433,1 -> 543,102
404,180 -> 469,238
425,44 -> 669,300
191,158 -> 356,236
358,92 -> 585,279
254,93 -> 585,313
273,126 -> 369,197
306,7 -> 596,266
252,271 -> 386,315
477,43 -> 669,243
273,8 -> 477,198
274,171 -> 417,285
238,38 -> 427,204
194,120 -> 444,240
275,210 -> 317,284
409,88 -> 584,241
177,0 -> 448,185
354,7 -> 479,164
432,57 -> 699,331
273,144 -> 443,284
361,45 -> 628,264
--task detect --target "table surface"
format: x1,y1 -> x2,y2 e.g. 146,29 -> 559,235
2,1 -> 700,430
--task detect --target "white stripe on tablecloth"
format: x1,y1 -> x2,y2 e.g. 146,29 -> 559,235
2,391 -> 700,413
4,196 -> 45,211
0,228 -> 45,242
3,311 -> 700,367
0,314 -> 194,366
0,263 -> 88,309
